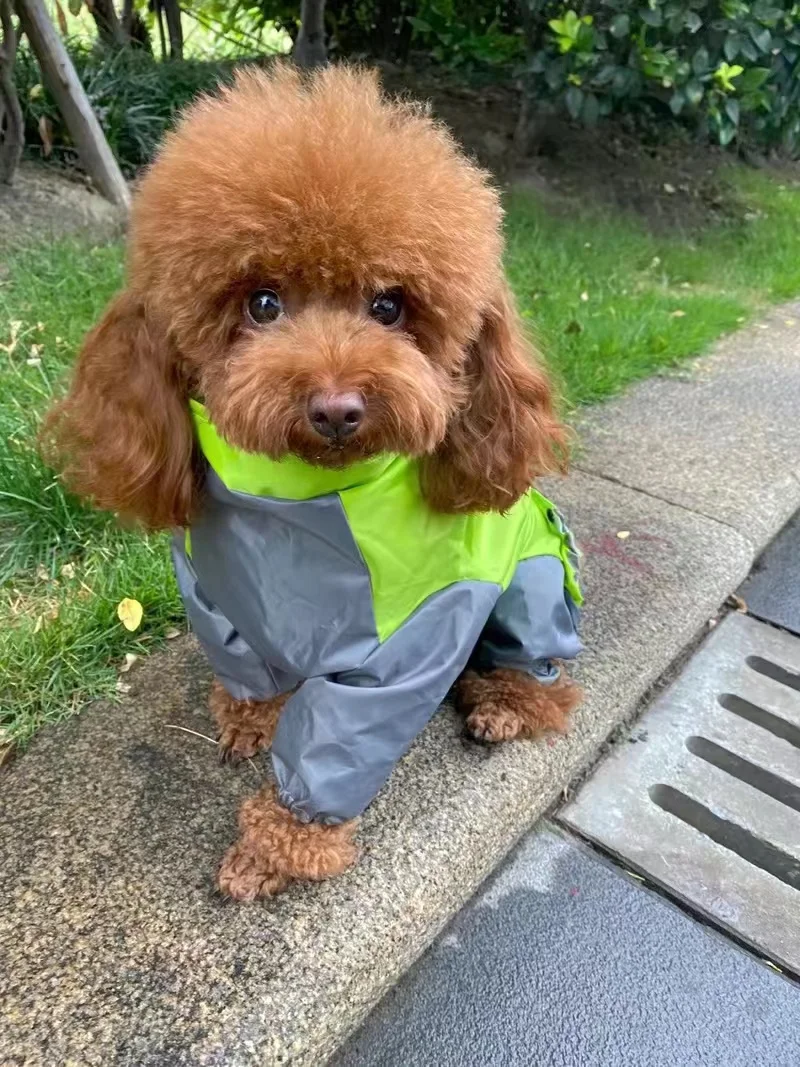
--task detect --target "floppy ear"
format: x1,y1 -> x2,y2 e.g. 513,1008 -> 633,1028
421,284 -> 567,513
43,291 -> 195,529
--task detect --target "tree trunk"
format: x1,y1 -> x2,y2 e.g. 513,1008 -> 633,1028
87,0 -> 127,49
14,0 -> 130,209
121,0 -> 151,52
0,0 -> 23,184
153,0 -> 167,60
161,0 -> 182,59
294,0 -> 326,68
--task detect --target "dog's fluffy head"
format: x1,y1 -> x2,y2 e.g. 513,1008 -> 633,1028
47,64 -> 566,527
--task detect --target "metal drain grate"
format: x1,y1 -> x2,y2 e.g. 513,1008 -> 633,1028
560,612 -> 800,972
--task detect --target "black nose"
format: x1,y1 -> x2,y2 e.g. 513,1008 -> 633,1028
307,391 -> 365,440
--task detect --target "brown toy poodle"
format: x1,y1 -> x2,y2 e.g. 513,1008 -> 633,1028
46,64 -> 583,901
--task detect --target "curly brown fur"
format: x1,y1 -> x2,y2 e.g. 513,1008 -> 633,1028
458,668 -> 583,744
209,679 -> 290,762
217,785 -> 358,901
44,63 -> 567,525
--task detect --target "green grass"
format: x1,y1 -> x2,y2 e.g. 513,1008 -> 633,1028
505,169 -> 800,406
0,242 -> 186,745
3,166 -> 800,745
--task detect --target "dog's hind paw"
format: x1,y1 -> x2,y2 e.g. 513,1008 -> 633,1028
458,667 -> 582,744
217,840 -> 291,901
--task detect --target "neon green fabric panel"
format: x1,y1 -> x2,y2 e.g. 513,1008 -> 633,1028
190,400 -> 395,499
339,462 -> 579,640
189,401 -> 581,642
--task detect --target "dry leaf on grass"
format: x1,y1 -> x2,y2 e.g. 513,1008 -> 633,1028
0,320 -> 22,355
117,598 -> 143,631
119,652 -> 139,674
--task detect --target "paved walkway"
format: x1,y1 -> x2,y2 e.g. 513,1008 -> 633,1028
2,308 -> 800,1065
336,513 -> 800,1066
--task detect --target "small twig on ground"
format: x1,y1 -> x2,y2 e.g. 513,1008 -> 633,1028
164,722 -> 217,744
164,723 -> 264,780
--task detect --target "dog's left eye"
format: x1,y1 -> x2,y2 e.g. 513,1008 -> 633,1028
247,289 -> 283,325
369,289 -> 403,327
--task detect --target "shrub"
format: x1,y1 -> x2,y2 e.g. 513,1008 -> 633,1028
517,0 -> 800,154
16,43 -> 254,175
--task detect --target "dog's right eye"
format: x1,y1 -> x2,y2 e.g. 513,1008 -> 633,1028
247,289 -> 282,325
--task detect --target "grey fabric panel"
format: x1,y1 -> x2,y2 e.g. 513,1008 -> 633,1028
171,540 -> 289,701
188,470 -> 379,680
271,581 -> 501,824
475,555 -> 583,677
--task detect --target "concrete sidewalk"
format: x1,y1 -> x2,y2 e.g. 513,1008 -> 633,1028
2,305 -> 800,1065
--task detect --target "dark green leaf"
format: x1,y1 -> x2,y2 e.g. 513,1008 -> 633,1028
738,66 -> 770,91
593,63 -> 618,87
718,119 -> 737,145
692,46 -> 709,74
670,89 -> 685,114
685,11 -> 702,33
581,91 -> 600,124
526,52 -> 547,74
685,79 -> 704,106
748,25 -> 772,53
639,7 -> 663,27
612,67 -> 630,94
723,34 -> 741,61
740,37 -> 758,61
565,85 -> 584,119
725,97 -> 740,124
610,13 -> 630,38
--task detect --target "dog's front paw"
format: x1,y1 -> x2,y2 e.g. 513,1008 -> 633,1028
210,680 -> 287,763
217,839 -> 291,901
217,722 -> 274,763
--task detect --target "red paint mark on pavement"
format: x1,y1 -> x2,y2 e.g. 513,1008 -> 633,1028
580,530 -> 671,577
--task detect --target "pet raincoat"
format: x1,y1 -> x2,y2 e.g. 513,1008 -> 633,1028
173,400 -> 583,825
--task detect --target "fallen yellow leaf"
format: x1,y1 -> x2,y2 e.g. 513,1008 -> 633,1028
117,598 -> 143,632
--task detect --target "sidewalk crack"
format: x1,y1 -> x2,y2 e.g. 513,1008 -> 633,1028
573,464 -> 754,546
